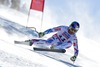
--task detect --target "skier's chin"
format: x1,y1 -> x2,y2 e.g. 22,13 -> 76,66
68,30 -> 75,35
69,32 -> 74,35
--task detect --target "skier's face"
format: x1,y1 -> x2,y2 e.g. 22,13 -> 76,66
68,27 -> 78,34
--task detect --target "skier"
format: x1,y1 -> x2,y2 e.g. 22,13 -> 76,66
26,21 -> 80,62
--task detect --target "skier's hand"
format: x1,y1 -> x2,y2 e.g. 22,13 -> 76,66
38,32 -> 45,38
70,55 -> 77,62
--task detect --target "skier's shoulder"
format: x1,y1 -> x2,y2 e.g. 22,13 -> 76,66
57,25 -> 68,29
72,33 -> 78,40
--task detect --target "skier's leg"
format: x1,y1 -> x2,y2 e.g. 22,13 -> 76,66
45,37 -> 59,49
29,39 -> 48,46
30,37 -> 55,46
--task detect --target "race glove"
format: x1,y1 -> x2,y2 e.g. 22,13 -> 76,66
70,55 -> 77,62
38,32 -> 45,38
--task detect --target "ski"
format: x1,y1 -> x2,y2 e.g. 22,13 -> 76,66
14,40 -> 66,53
33,47 -> 66,53
14,40 -> 30,46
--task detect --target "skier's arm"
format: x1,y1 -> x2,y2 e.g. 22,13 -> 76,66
44,26 -> 62,34
38,26 -> 62,38
70,37 -> 79,62
73,38 -> 79,57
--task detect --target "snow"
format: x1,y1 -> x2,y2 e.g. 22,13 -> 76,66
0,4 -> 100,67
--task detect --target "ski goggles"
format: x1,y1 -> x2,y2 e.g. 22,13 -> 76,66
69,27 -> 78,33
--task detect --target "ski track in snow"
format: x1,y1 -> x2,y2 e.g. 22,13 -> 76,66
31,51 -> 81,67
0,50 -> 46,67
0,37 -> 46,67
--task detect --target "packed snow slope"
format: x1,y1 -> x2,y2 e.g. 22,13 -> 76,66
0,7 -> 100,67
0,17 -> 80,67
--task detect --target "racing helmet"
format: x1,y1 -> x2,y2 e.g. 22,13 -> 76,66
69,21 -> 80,33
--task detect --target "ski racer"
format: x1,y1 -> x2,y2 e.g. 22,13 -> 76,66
26,21 -> 80,62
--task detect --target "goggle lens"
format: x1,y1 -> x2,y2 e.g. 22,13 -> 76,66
69,27 -> 78,33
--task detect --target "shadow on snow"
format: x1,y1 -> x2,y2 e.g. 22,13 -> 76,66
0,17 -> 38,37
30,49 -> 81,67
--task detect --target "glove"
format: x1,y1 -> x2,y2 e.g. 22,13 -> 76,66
38,32 -> 45,38
70,55 -> 77,62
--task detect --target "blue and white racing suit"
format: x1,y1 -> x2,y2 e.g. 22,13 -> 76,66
32,26 -> 79,56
